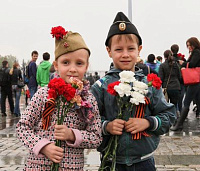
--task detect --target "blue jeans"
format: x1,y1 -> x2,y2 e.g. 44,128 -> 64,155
29,86 -> 37,100
104,157 -> 156,171
12,85 -> 22,116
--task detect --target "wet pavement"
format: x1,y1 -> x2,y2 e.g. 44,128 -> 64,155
0,96 -> 200,170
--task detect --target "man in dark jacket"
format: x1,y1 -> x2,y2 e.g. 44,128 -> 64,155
0,60 -> 14,116
28,50 -> 38,99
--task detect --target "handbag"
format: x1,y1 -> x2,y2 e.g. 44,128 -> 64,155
162,88 -> 168,102
17,79 -> 25,88
163,66 -> 173,102
181,63 -> 200,85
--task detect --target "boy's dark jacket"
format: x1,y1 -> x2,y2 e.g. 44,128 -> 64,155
91,67 -> 176,165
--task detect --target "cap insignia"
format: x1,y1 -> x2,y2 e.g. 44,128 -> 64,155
119,22 -> 126,31
63,42 -> 69,48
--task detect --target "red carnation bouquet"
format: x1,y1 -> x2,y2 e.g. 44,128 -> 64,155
42,77 -> 93,171
177,53 -> 185,60
147,73 -> 162,89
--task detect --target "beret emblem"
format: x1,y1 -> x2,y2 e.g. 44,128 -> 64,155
119,22 -> 126,31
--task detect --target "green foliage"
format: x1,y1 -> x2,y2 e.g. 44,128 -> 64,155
0,55 -> 17,68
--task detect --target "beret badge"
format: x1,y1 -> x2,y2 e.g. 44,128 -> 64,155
119,22 -> 126,31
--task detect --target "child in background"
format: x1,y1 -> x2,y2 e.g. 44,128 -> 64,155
16,26 -> 102,170
91,12 -> 176,171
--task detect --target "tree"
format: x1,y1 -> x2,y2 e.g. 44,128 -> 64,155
0,55 -> 17,68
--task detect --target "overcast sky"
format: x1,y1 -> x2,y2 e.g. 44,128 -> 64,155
1,0 -> 200,72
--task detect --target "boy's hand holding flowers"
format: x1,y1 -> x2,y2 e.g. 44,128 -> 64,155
125,118 -> 150,134
106,119 -> 125,135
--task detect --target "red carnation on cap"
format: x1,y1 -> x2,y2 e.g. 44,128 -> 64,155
51,26 -> 68,40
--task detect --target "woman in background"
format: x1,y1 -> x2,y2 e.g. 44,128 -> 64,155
171,37 -> 200,131
159,50 -> 181,116
10,62 -> 23,117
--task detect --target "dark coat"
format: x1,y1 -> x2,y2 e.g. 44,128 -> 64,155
11,68 -> 22,85
182,48 -> 200,68
159,60 -> 181,90
28,61 -> 37,88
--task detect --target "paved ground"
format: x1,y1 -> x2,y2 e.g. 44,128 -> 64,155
0,95 -> 200,170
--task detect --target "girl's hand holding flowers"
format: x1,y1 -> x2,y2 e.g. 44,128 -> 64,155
54,125 -> 75,142
42,77 -> 94,171
41,143 -> 64,163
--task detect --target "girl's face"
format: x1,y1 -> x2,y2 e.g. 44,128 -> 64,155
186,42 -> 194,52
53,49 -> 89,83
107,34 -> 142,72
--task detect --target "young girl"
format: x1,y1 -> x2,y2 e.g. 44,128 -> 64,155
16,26 -> 102,170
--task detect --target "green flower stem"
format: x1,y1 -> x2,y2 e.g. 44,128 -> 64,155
51,97 -> 64,171
110,135 -> 118,171
99,136 -> 115,171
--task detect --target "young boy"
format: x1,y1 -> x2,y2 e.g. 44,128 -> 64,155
91,12 -> 176,171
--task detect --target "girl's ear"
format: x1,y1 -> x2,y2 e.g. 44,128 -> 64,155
53,61 -> 58,71
106,46 -> 112,58
86,62 -> 89,71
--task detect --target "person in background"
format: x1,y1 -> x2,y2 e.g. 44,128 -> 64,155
0,60 -> 14,116
36,52 -> 51,87
10,62 -> 23,117
171,44 -> 186,114
156,56 -> 163,63
156,56 -> 163,68
86,73 -> 95,86
136,56 -> 157,76
171,37 -> 200,131
145,54 -> 160,74
93,71 -> 100,81
159,50 -> 181,117
28,50 -> 38,99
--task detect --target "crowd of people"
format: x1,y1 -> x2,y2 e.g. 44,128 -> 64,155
0,51 -> 101,117
0,11 -> 199,171
136,42 -> 200,125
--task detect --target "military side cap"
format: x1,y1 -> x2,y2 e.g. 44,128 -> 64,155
51,26 -> 90,60
105,12 -> 142,46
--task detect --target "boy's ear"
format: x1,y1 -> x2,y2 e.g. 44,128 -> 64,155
106,46 -> 112,58
138,45 -> 142,55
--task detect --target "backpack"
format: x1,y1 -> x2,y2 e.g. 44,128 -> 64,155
23,63 -> 30,84
0,68 -> 10,86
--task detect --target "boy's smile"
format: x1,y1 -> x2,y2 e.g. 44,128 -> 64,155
107,34 -> 142,72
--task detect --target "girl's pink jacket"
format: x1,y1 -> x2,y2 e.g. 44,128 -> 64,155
16,87 -> 102,170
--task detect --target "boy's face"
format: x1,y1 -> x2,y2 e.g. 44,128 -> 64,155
53,49 -> 89,83
107,35 -> 142,72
